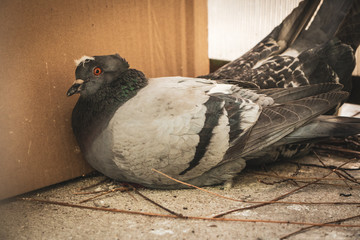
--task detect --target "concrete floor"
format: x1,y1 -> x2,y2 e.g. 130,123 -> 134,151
1,153 -> 360,240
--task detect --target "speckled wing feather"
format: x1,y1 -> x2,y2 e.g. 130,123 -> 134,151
201,0 -> 322,81
223,87 -> 348,161
336,0 -> 360,50
202,0 -> 359,92
256,83 -> 342,103
242,91 -> 348,156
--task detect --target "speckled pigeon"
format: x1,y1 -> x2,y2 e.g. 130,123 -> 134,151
67,0 -> 360,188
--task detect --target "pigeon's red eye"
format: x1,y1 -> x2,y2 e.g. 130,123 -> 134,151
93,67 -> 102,76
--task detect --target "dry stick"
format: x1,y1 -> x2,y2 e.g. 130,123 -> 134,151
73,190 -> 106,195
151,168 -> 242,202
125,190 -> 138,202
253,172 -> 360,181
21,197 -> 180,218
78,178 -> 109,191
315,145 -> 360,155
18,197 -> 360,228
280,214 -> 360,240
257,178 -> 289,185
340,168 -> 359,182
259,167 -> 299,186
288,163 -> 301,186
272,200 -> 360,205
313,150 -> 352,189
128,185 -> 184,217
334,171 -> 360,185
79,187 -> 128,203
351,111 -> 360,117
345,137 -> 360,146
76,180 -> 138,201
152,169 -> 360,206
280,154 -> 359,238
287,161 -> 360,171
292,180 -> 360,189
258,179 -> 360,189
313,150 -> 360,186
212,160 -> 356,218
118,183 -> 139,201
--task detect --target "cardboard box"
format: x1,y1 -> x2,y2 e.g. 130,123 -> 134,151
0,0 -> 208,199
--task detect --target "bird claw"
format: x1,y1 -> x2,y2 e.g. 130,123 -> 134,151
222,179 -> 234,190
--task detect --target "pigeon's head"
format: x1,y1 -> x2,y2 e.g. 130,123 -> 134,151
67,54 -> 129,97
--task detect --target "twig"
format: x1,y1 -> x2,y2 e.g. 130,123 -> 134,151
315,145 -> 360,155
73,190 -> 106,195
151,169 -> 360,205
78,178 -> 109,191
345,137 -> 360,146
18,197 -> 360,228
253,172 -> 360,181
289,162 -> 301,186
287,162 -> 360,171
212,160 -> 356,218
20,197 -> 181,218
151,168 -> 242,202
314,150 -> 360,186
313,151 -> 352,189
79,187 -> 128,203
351,111 -> 360,117
257,179 -> 291,185
128,185 -> 184,217
118,183 -> 139,201
291,180 -> 360,189
213,181 -> 319,218
125,190 -> 138,201
280,153 -> 360,237
258,165 -> 300,186
280,214 -> 360,239
333,171 -> 360,185
340,169 -> 359,182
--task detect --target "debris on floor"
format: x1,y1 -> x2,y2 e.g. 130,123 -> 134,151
1,151 -> 359,239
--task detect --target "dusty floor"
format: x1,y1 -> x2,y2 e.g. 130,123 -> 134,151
1,152 -> 360,240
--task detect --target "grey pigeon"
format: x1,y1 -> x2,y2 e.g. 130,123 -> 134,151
66,0 -> 360,188
67,54 -> 360,188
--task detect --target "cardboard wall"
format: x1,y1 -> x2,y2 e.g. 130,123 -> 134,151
0,0 -> 208,199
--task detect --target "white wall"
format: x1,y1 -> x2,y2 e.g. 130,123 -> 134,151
208,0 -> 302,61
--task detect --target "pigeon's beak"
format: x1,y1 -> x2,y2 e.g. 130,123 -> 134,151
67,79 -> 85,96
